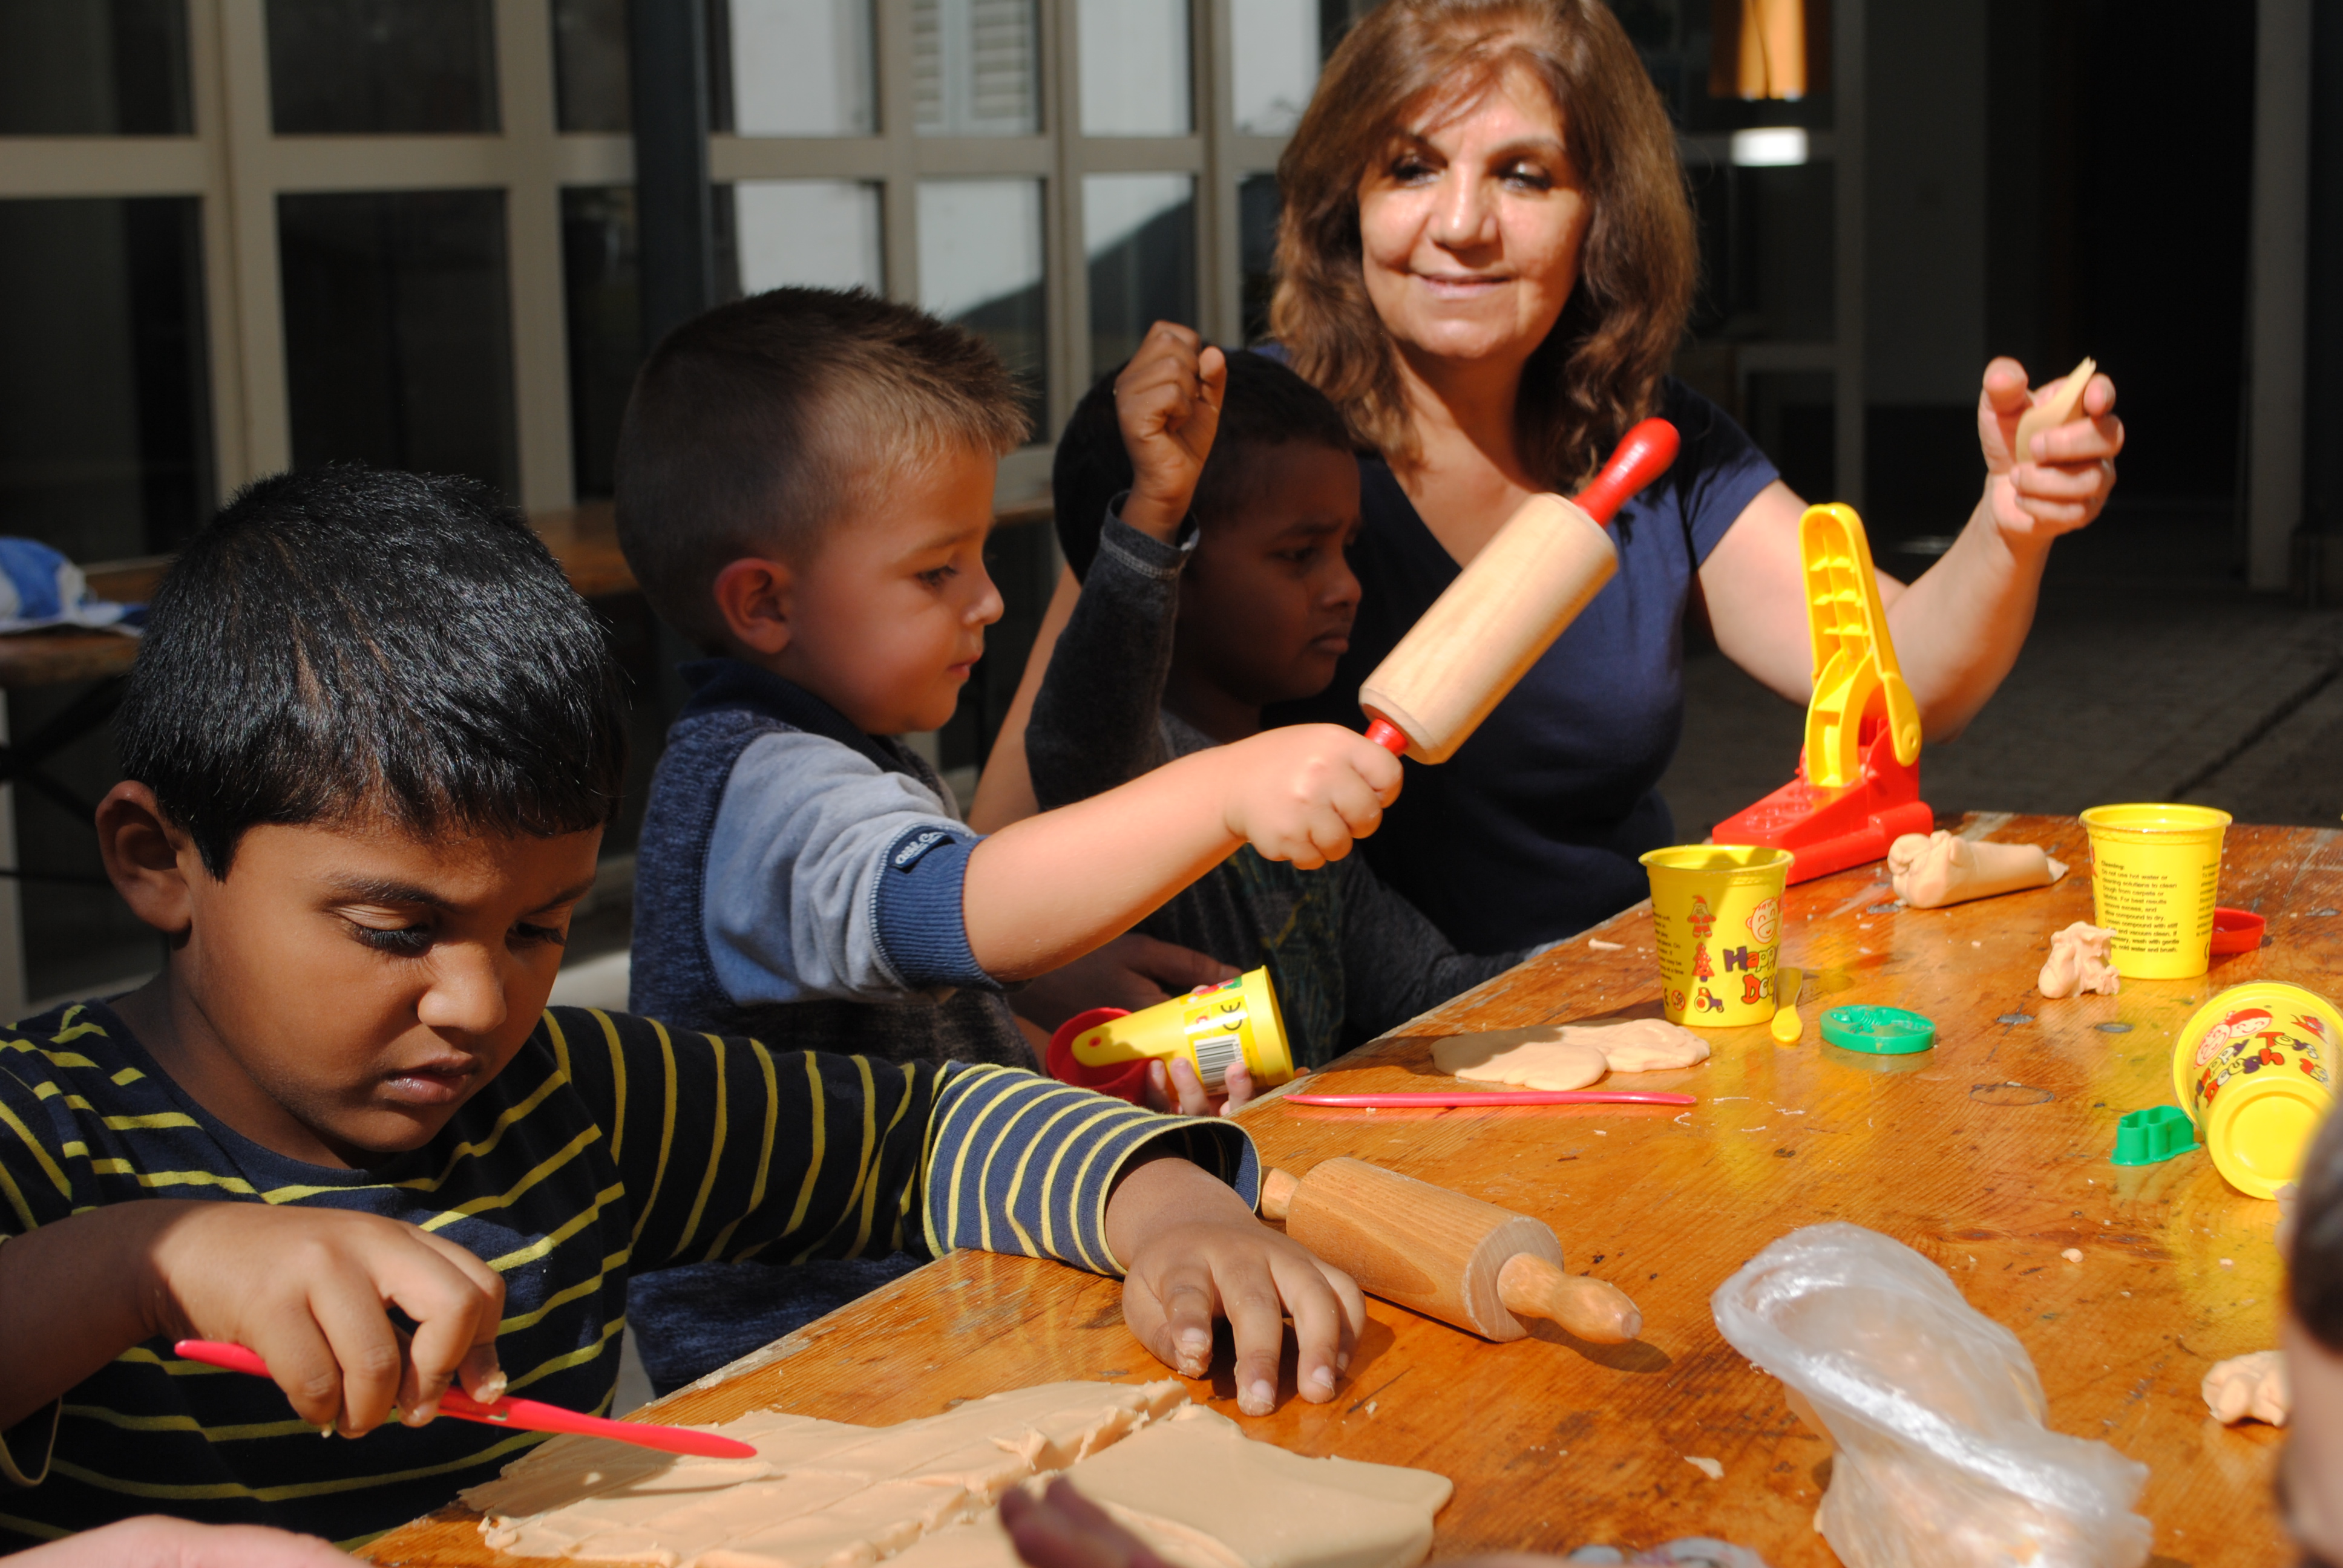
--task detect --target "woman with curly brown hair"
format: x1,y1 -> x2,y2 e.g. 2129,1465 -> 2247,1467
1260,0 -> 2123,950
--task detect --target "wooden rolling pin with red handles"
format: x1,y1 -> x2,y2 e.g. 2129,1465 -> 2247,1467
1360,418 -> 1681,763
1258,1157 -> 1643,1345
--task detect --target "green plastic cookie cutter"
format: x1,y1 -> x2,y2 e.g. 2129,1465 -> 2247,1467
1820,1004 -> 1936,1055
2111,1104 -> 2197,1166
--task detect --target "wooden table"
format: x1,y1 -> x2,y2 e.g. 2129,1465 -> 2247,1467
366,813 -> 2315,1566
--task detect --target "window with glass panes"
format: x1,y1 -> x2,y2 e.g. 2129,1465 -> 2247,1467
0,0 -> 1351,1010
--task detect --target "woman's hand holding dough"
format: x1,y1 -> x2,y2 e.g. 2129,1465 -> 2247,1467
1978,357 -> 2123,546
1106,1155 -> 1365,1417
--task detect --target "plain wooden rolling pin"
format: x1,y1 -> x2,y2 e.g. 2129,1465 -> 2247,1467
1259,1157 -> 1643,1344
1360,418 -> 1682,763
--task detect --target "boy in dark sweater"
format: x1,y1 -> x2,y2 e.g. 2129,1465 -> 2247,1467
1029,326 -> 1536,1071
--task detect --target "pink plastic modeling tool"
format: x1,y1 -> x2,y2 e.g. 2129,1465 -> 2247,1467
1284,1090 -> 1697,1108
172,1339 -> 756,1459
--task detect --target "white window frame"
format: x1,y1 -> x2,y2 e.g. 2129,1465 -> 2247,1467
0,0 -> 1302,517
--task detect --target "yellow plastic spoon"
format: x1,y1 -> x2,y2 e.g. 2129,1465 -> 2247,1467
1771,966 -> 1804,1044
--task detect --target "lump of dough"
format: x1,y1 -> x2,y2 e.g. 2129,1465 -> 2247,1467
1430,1028 -> 1608,1090
1578,1018 -> 1709,1073
2203,1349 -> 2289,1426
2037,921 -> 2120,999
1889,831 -> 2068,910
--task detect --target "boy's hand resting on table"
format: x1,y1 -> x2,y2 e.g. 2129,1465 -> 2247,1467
1214,725 -> 1403,871
1115,322 -> 1224,541
1104,1153 -> 1363,1416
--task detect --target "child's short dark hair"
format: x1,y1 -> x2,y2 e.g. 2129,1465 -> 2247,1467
1052,348 -> 1354,581
2293,1105 -> 2343,1351
117,466 -> 630,878
614,287 -> 1032,650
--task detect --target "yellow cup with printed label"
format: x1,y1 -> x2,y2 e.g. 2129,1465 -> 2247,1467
2172,981 -> 2340,1198
2080,803 -> 2230,979
1639,844 -> 1793,1028
1069,967 -> 1295,1089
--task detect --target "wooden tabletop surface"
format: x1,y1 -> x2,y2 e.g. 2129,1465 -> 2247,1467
0,500 -> 1060,690
365,812 -> 2319,1567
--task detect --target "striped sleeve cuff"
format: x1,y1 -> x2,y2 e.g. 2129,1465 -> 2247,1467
920,1065 -> 1259,1277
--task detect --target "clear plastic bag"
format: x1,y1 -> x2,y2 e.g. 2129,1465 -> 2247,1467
1711,1223 -> 2151,1568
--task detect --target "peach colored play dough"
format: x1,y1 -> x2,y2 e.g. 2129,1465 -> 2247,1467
1430,1019 -> 1709,1088
2038,921 -> 2121,999
2203,1350 -> 2289,1426
461,1382 -> 1450,1568
1888,830 -> 2067,909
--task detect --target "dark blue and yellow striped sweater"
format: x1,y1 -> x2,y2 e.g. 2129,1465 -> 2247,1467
0,1001 -> 1255,1549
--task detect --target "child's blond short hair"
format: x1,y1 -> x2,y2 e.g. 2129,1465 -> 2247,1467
614,287 -> 1031,650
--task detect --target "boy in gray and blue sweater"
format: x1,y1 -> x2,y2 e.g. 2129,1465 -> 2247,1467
612,288 -> 1400,1388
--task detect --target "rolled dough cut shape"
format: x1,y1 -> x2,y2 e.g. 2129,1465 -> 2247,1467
465,1380 -> 1188,1567
1430,1018 -> 1707,1083
1430,1028 -> 1607,1089
1262,1157 -> 1642,1344
2203,1349 -> 2289,1426
1888,830 -> 2068,909
2038,921 -> 2120,999
2011,356 -> 2097,463
1582,1018 -> 1710,1073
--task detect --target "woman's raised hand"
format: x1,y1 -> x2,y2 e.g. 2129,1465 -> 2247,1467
1113,322 -> 1225,541
1977,356 -> 2125,546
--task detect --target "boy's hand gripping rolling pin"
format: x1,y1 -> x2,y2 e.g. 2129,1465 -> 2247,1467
1360,419 -> 1680,762
1258,1157 -> 1643,1344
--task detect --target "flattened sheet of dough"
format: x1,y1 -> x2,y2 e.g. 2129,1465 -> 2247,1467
1064,1407 -> 1451,1568
1579,1019 -> 1708,1073
466,1382 -> 1452,1568
1430,1028 -> 1607,1089
466,1380 -> 1187,1567
1431,1019 -> 1707,1084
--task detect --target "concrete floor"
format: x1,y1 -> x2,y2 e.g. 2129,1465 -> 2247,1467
1659,502 -> 2343,839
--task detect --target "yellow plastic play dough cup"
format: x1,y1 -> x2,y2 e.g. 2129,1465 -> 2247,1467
1639,844 -> 1794,1027
2079,803 -> 2232,979
1069,967 -> 1296,1088
2172,981 -> 2341,1198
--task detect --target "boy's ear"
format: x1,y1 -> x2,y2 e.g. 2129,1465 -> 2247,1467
96,780 -> 200,936
710,557 -> 796,658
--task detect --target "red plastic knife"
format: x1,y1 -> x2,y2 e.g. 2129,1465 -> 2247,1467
172,1339 -> 756,1459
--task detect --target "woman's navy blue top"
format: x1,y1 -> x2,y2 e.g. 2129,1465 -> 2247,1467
1270,378 -> 1778,951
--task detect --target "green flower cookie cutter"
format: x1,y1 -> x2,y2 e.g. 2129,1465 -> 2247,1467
2111,1104 -> 2198,1166
1820,1005 -> 1936,1055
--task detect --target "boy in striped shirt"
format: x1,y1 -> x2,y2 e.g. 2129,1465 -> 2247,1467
0,468 -> 1364,1552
